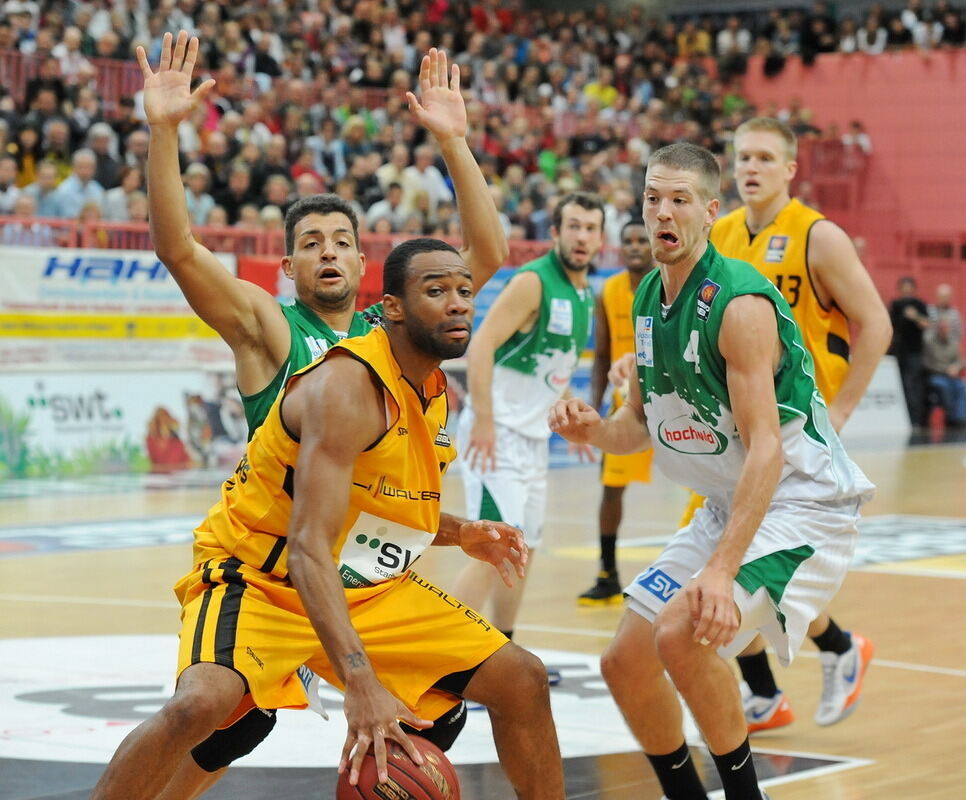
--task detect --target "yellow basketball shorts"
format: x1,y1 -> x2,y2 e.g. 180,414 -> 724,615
175,537 -> 508,723
678,491 -> 706,528
601,448 -> 654,487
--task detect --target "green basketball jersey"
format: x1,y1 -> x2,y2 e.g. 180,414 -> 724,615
632,243 -> 872,507
486,249 -> 595,439
241,300 -> 382,436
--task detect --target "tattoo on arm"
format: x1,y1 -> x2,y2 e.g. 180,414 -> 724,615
346,651 -> 366,670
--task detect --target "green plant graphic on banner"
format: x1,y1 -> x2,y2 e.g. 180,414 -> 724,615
0,395 -> 150,478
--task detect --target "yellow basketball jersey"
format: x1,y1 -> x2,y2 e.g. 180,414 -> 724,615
198,326 -> 456,585
600,269 -> 654,483
710,198 -> 849,402
602,270 -> 637,364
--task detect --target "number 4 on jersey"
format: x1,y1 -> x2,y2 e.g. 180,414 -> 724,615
683,330 -> 701,374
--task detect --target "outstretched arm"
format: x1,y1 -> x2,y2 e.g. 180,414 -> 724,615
138,31 -> 288,390
407,48 -> 508,287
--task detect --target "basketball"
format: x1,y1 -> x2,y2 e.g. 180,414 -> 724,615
335,736 -> 461,800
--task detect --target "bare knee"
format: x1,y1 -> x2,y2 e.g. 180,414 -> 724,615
601,631 -> 661,693
652,608 -> 694,673
160,672 -> 242,744
475,644 -> 549,713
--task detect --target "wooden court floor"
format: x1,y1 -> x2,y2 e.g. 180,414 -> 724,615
1,436 -> 965,799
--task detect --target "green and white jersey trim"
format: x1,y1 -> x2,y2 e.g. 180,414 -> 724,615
633,243 -> 873,509
481,250 -> 595,439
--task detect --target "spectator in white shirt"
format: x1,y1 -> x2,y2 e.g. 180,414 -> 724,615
857,14 -> 888,53
400,144 -> 453,216
51,149 -> 104,219
22,161 -> 62,218
365,182 -> 408,231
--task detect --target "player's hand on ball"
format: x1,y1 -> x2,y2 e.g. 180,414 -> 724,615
340,680 -> 432,786
459,520 -> 528,586
548,397 -> 602,445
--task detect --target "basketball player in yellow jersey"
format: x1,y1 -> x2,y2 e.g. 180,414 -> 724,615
91,239 -> 566,800
709,117 -> 893,731
578,219 -> 656,605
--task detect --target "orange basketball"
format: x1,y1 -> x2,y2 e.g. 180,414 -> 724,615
335,736 -> 461,800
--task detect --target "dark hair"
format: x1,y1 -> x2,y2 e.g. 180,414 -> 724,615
284,193 -> 360,255
646,142 -> 721,201
621,217 -> 647,237
383,237 -> 460,297
551,191 -> 605,231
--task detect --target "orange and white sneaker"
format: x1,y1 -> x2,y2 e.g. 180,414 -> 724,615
815,631 -> 875,726
741,682 -> 796,733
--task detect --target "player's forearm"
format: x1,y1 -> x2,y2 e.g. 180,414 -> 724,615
147,124 -> 195,265
466,341 -> 496,421
829,313 -> 893,426
442,136 -> 508,285
708,437 -> 782,576
590,357 -> 609,411
590,403 -> 650,454
288,536 -> 376,686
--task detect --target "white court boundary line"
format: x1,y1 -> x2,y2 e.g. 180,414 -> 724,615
517,623 -> 966,678
4,595 -> 966,678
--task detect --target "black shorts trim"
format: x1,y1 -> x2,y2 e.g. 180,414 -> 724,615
432,664 -> 481,697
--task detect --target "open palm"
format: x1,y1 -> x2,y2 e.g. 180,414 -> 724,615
137,30 -> 215,127
406,47 -> 466,142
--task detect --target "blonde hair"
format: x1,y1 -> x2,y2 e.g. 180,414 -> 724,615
734,117 -> 797,161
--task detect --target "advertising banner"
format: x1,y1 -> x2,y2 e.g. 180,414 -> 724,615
0,370 -> 246,479
0,247 -> 235,369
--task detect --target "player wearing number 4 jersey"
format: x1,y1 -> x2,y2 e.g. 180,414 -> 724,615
550,143 -> 873,800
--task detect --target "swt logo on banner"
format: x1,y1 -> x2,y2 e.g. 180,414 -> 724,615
26,382 -> 123,426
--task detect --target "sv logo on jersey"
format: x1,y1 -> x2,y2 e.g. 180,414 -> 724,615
657,415 -> 727,455
636,567 -> 681,604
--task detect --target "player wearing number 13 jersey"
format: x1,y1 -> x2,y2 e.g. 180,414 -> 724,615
706,118 -> 891,732
711,198 -> 844,398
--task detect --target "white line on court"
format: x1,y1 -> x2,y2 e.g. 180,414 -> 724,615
0,592 -> 174,609
517,623 -> 966,678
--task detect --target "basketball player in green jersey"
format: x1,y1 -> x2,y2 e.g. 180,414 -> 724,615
139,32 -> 507,799
453,192 -> 601,669
550,143 -> 873,800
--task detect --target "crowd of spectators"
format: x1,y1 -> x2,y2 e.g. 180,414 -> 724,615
0,1 -> 955,247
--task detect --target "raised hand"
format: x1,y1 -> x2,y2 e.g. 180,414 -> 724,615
405,47 -> 466,143
459,520 -> 528,587
136,30 -> 216,128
